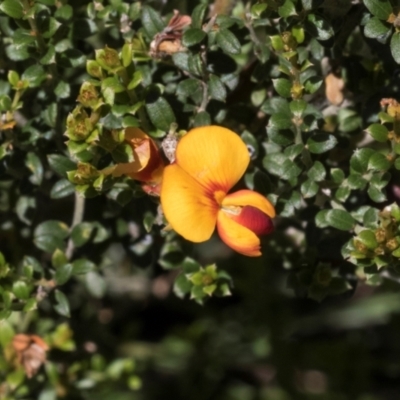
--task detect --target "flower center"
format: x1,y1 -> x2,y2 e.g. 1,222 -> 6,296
214,190 -> 227,205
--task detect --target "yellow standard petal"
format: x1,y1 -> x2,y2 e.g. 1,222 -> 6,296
161,164 -> 218,242
217,210 -> 262,257
175,126 -> 250,192
222,189 -> 276,218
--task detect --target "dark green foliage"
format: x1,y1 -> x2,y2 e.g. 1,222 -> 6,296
3,0 -> 400,399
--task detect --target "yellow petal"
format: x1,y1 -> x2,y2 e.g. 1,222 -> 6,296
222,189 -> 276,218
217,210 -> 261,257
161,164 -> 218,242
176,126 -> 250,192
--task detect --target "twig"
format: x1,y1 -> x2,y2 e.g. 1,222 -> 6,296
65,192 -> 85,260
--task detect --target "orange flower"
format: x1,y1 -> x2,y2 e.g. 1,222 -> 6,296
111,127 -> 164,195
160,126 -> 275,256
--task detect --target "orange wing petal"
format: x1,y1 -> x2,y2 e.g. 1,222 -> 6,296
161,164 -> 218,242
175,126 -> 250,193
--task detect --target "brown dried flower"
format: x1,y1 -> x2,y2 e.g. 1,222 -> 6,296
149,10 -> 192,58
12,334 -> 49,379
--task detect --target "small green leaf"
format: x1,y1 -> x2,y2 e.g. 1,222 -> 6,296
48,154 -> 77,178
72,259 -> 96,275
208,74 -> 227,102
272,78 -> 291,97
368,152 -> 391,171
55,4 -> 73,20
12,281 -> 30,300
71,222 -> 94,247
146,96 -> 176,131
364,17 -> 391,42
22,65 -> 47,87
301,179 -> 319,198
326,209 -> 355,231
307,161 -> 326,181
54,289 -> 70,317
55,263 -> 73,285
25,152 -> 43,185
391,32 -> 400,64
0,0 -> 23,18
278,0 -> 297,17
191,3 -> 207,29
368,185 -> 387,202
141,5 -> 165,38
364,0 -> 392,20
182,28 -> 206,47
269,113 -> 293,129
366,123 -> 389,142
307,133 -> 337,154
54,81 -> 71,99
216,29 -> 241,55
357,230 -> 378,250
350,148 -> 376,173
52,249 -> 68,268
290,99 -> 307,116
306,14 -> 334,41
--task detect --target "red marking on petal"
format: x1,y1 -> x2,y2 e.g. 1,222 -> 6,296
230,206 -> 274,236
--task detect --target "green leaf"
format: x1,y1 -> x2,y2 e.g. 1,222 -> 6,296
335,186 -> 351,202
350,148 -> 376,173
72,259 -> 96,275
177,78 -> 202,97
54,81 -> 71,99
146,96 -> 176,131
368,185 -> 386,202
269,113 -> 293,129
55,264 -> 73,285
25,152 -> 43,185
263,153 -> 301,180
348,173 -> 367,190
290,99 -> 307,116
54,289 -> 70,317
278,0 -> 297,17
366,123 -> 389,142
208,74 -> 227,102
363,0 -> 392,20
368,152 -> 391,171
306,14 -> 334,41
12,281 -> 30,300
71,222 -> 94,247
0,0 -> 23,18
173,273 -> 192,298
307,161 -> 326,181
52,248 -> 67,269
7,70 -> 19,87
55,4 -> 73,20
182,28 -> 206,47
194,111 -> 211,127
48,154 -> 77,178
34,220 -> 69,253
391,32 -> 400,64
141,5 -> 165,38
307,133 -> 337,154
216,29 -> 241,55
40,45 -> 56,65
22,65 -> 47,87
364,17 -> 391,42
357,230 -> 378,250
191,4 -> 207,29
326,209 -> 355,231
272,78 -> 291,97
301,179 -> 319,198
